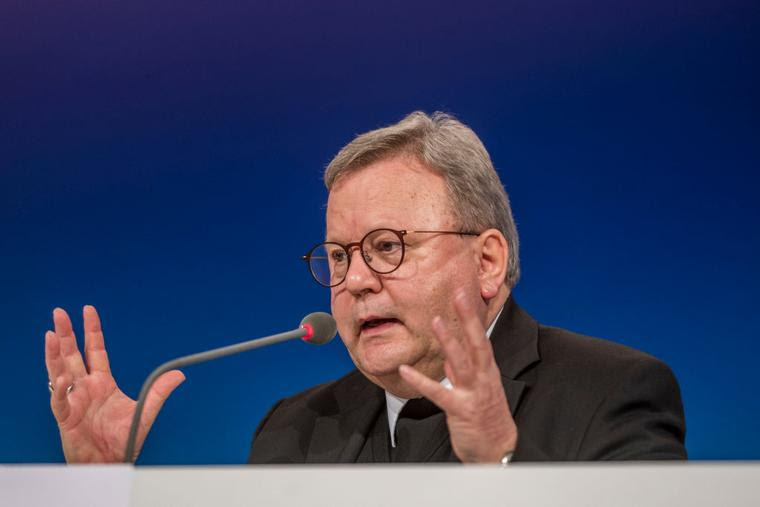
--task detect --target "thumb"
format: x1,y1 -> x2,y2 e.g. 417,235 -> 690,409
141,370 -> 186,429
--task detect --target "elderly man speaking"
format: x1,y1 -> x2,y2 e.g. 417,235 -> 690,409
45,112 -> 686,464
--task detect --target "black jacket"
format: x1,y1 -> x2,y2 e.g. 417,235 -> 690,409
248,298 -> 686,462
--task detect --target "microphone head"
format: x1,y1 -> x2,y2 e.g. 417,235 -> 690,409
300,312 -> 338,345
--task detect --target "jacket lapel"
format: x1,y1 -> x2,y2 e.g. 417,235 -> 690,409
491,297 -> 541,415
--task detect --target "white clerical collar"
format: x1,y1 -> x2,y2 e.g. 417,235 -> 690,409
385,305 -> 504,447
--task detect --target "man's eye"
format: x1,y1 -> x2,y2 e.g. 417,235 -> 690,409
330,250 -> 347,263
376,241 -> 401,253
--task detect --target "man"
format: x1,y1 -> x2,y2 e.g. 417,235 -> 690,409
45,112 -> 686,463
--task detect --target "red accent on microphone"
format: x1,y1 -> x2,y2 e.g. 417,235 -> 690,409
302,323 -> 314,341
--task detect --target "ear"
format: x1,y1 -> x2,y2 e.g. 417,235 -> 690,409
474,229 -> 509,300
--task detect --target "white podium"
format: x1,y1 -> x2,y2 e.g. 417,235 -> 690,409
3,463 -> 759,507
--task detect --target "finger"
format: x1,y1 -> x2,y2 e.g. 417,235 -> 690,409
45,331 -> 65,381
140,370 -> 186,431
53,308 -> 87,378
444,361 -> 457,386
431,316 -> 472,382
83,305 -> 111,374
398,364 -> 455,412
453,291 -> 492,368
50,373 -> 73,424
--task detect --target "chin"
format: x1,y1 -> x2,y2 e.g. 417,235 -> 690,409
355,342 -> 420,378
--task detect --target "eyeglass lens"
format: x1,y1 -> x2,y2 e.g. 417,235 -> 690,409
308,229 -> 405,287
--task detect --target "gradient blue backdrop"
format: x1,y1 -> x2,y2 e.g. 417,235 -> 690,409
2,1 -> 758,464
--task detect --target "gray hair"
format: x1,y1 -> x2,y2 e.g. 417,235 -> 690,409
324,111 -> 520,288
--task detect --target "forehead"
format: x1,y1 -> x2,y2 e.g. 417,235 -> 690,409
326,155 -> 454,240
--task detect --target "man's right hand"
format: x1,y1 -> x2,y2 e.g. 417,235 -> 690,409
44,305 -> 185,463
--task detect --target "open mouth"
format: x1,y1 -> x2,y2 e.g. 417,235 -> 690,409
360,318 -> 401,333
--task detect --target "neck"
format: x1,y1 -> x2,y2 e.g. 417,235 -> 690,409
486,286 -> 510,328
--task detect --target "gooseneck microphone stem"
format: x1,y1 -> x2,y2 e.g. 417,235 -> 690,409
123,326 -> 308,463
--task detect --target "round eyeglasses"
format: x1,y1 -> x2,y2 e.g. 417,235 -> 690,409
302,228 -> 480,288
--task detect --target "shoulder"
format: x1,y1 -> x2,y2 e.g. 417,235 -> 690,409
513,323 -> 686,460
247,369 -> 371,463
268,369 -> 369,417
536,324 -> 674,379
530,324 -> 681,413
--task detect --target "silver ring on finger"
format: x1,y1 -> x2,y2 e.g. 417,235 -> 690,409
66,383 -> 75,395
48,380 -> 54,393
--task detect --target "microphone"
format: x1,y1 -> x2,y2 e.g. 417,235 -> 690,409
123,312 -> 337,463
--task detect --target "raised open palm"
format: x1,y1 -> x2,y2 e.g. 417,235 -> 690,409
44,306 -> 185,463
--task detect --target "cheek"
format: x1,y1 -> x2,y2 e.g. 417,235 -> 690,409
413,262 -> 479,321
330,290 -> 354,340
391,277 -> 450,333
330,287 -> 345,317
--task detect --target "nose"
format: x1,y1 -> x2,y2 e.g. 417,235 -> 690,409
344,247 -> 382,296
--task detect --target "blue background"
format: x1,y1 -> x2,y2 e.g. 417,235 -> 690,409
1,1 -> 758,464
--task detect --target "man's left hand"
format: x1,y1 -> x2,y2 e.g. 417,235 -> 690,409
398,290 -> 517,463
